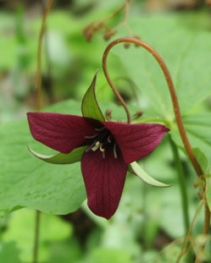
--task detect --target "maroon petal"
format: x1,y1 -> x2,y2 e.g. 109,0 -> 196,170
27,112 -> 97,153
104,122 -> 169,164
81,148 -> 127,219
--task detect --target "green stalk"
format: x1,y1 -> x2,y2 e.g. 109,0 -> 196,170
33,0 -> 54,262
169,135 -> 190,233
33,211 -> 41,263
169,135 -> 195,262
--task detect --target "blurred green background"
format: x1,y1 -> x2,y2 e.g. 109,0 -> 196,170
0,0 -> 211,262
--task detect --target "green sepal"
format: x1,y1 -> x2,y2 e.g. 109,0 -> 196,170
81,71 -> 105,122
28,146 -> 87,164
128,161 -> 171,188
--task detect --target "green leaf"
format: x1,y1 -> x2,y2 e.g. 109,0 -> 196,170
81,71 -> 105,121
114,12 -> 211,119
28,146 -> 86,164
128,162 -> 171,187
0,120 -> 86,218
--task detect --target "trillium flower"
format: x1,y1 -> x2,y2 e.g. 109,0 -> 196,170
27,73 -> 169,219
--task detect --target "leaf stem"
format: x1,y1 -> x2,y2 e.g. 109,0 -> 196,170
169,135 -> 190,234
36,0 -> 54,110
102,41 -> 131,123
33,1 -> 54,262
169,135 -> 194,262
33,211 -> 41,263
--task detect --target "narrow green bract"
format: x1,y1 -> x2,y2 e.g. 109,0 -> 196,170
129,161 -> 171,187
81,71 -> 105,122
28,146 -> 86,164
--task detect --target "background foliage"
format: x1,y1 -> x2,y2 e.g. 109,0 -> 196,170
0,0 -> 211,262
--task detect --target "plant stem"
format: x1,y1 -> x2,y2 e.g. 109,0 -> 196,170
33,1 -> 54,262
169,135 -> 195,262
203,203 -> 210,235
195,203 -> 211,263
40,0 -> 54,103
102,37 -> 203,177
169,135 -> 190,234
177,201 -> 204,263
102,37 -> 210,260
36,0 -> 54,110
33,211 -> 41,263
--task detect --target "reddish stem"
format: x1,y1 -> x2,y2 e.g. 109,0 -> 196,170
102,37 -> 210,262
102,37 -> 203,177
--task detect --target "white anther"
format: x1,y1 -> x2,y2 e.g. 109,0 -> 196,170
91,141 -> 100,151
99,144 -> 105,152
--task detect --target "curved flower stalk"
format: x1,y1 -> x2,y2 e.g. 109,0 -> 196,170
102,37 -> 203,177
102,37 -> 210,261
27,72 -> 169,219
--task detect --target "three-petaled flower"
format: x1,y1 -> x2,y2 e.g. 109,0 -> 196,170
27,73 -> 169,219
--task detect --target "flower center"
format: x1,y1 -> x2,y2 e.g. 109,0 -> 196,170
85,127 -> 117,159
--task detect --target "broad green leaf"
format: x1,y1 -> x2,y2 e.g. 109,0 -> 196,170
0,119 -> 86,218
113,12 -> 211,119
128,162 -> 171,187
28,146 -> 86,164
81,72 -> 105,121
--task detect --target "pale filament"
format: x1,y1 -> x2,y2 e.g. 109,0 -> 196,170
113,143 -> 117,159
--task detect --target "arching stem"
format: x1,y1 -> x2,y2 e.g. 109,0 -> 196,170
102,37 -> 210,262
102,37 -> 203,178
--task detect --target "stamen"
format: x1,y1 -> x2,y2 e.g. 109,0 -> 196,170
85,133 -> 98,139
91,141 -> 100,151
99,144 -> 105,152
113,142 -> 117,159
95,126 -> 106,132
107,136 -> 112,143
85,142 -> 96,152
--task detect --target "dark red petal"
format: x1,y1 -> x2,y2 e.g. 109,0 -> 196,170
103,122 -> 169,164
27,112 -> 97,153
81,148 -> 127,219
